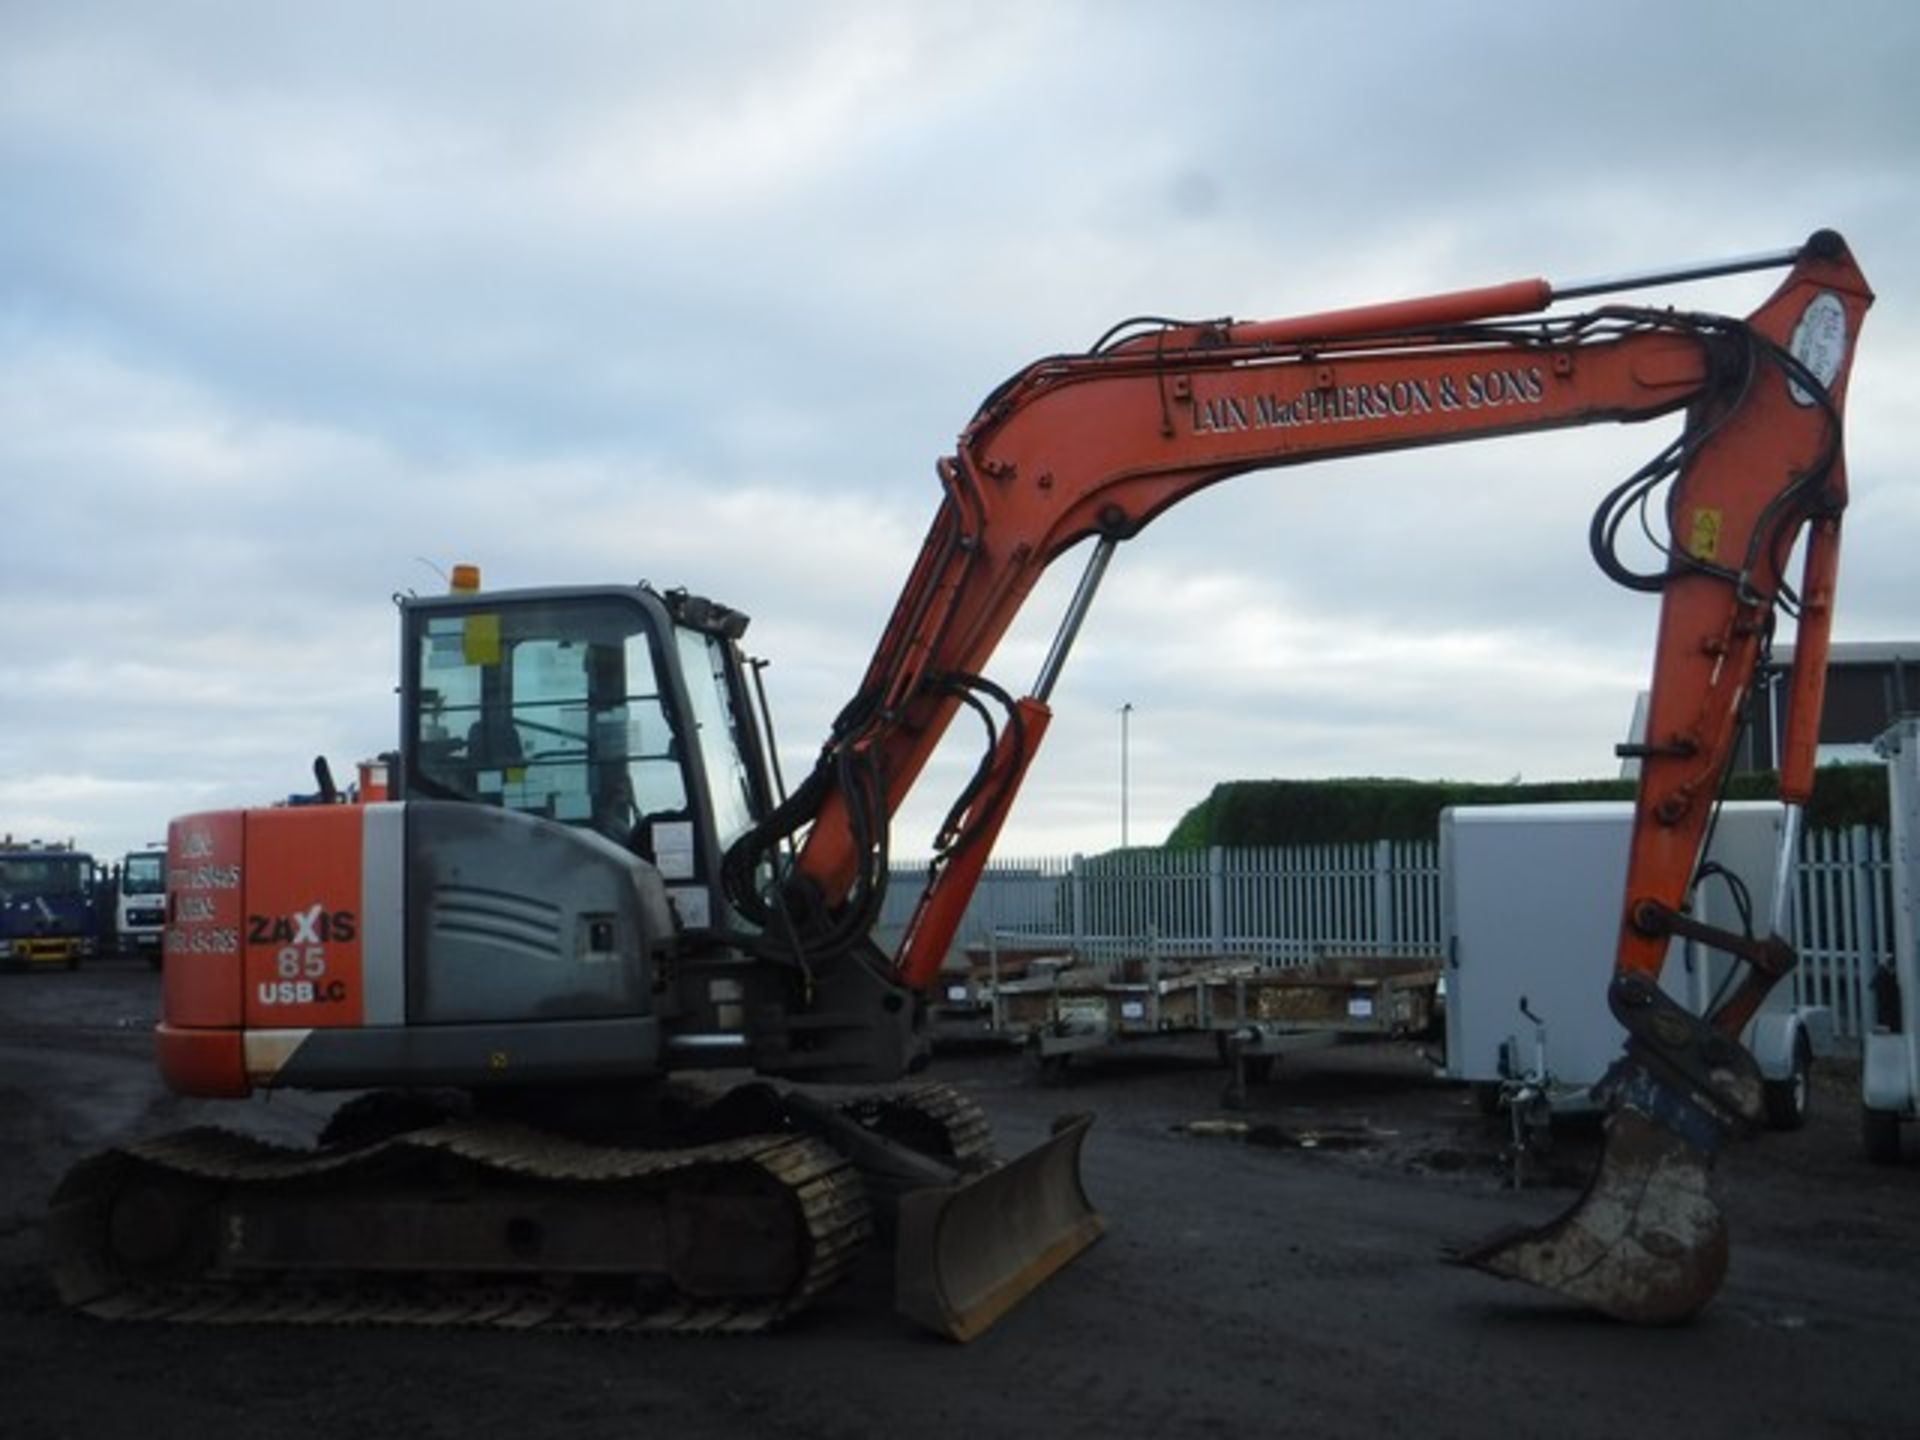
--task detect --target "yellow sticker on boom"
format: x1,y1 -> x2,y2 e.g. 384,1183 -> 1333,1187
1688,507 -> 1723,562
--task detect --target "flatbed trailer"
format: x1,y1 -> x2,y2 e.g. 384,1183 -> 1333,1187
976,941 -> 1441,1099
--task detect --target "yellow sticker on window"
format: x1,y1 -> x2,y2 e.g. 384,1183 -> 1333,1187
463,613 -> 502,666
1688,507 -> 1722,562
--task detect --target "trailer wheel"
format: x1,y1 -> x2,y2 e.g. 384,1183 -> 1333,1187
1762,1035 -> 1812,1131
1863,1104 -> 1903,1164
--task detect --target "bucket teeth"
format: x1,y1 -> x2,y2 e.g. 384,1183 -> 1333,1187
1455,1104 -> 1726,1325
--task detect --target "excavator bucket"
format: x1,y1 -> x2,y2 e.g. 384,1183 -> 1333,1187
1454,1104 -> 1726,1325
894,1113 -> 1104,1341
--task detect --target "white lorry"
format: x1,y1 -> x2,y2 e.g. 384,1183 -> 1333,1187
115,847 -> 166,969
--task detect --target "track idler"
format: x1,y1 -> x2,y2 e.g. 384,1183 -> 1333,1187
1456,974 -> 1764,1324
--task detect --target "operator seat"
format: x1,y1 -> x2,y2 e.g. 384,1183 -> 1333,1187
465,714 -> 525,770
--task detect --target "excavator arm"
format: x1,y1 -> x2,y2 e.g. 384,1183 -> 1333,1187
726,229 -> 1872,1323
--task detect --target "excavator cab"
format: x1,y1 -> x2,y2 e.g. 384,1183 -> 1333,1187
380,579 -> 932,1084
399,583 -> 765,934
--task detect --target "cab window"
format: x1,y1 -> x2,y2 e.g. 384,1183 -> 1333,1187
412,600 -> 688,846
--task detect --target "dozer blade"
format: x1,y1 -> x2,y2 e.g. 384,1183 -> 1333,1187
894,1113 -> 1104,1342
1455,1103 -> 1726,1325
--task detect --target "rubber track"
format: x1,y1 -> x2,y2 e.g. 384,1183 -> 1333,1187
50,1120 -> 874,1335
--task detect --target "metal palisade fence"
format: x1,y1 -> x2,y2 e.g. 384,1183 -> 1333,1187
878,828 -> 1891,1045
1795,826 -> 1893,1044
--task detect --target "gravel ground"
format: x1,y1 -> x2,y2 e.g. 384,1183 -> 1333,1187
2,959 -> 1914,1440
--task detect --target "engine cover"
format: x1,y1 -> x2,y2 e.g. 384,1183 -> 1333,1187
158,801 -> 675,1095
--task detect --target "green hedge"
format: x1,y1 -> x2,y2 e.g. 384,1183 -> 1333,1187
1163,768 -> 1889,848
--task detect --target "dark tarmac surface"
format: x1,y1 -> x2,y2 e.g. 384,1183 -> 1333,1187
2,960 -> 1915,1440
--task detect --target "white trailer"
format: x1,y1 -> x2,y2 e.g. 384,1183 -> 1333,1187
1862,718 -> 1918,1162
1441,801 -> 1833,1129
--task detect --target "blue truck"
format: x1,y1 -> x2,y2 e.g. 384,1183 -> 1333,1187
0,840 -> 101,969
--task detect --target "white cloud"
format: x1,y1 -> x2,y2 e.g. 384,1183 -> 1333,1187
2,0 -> 1915,870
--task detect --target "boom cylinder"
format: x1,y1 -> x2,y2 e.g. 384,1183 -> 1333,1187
1033,537 -> 1118,702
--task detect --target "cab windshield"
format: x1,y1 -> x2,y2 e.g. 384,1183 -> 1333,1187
122,854 -> 165,896
0,857 -> 88,899
411,598 -> 690,846
674,625 -> 760,850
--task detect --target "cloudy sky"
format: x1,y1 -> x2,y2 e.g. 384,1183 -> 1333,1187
3,0 -> 1916,866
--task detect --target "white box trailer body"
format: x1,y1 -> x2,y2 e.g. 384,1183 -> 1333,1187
1862,718 -> 1918,1160
1440,801 -> 1832,1125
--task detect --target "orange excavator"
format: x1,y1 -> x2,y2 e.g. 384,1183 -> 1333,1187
48,230 -> 1870,1336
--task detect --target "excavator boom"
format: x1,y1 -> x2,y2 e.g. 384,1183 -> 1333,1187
728,229 -> 1871,1321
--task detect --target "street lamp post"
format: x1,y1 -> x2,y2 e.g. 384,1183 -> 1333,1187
1119,702 -> 1133,849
